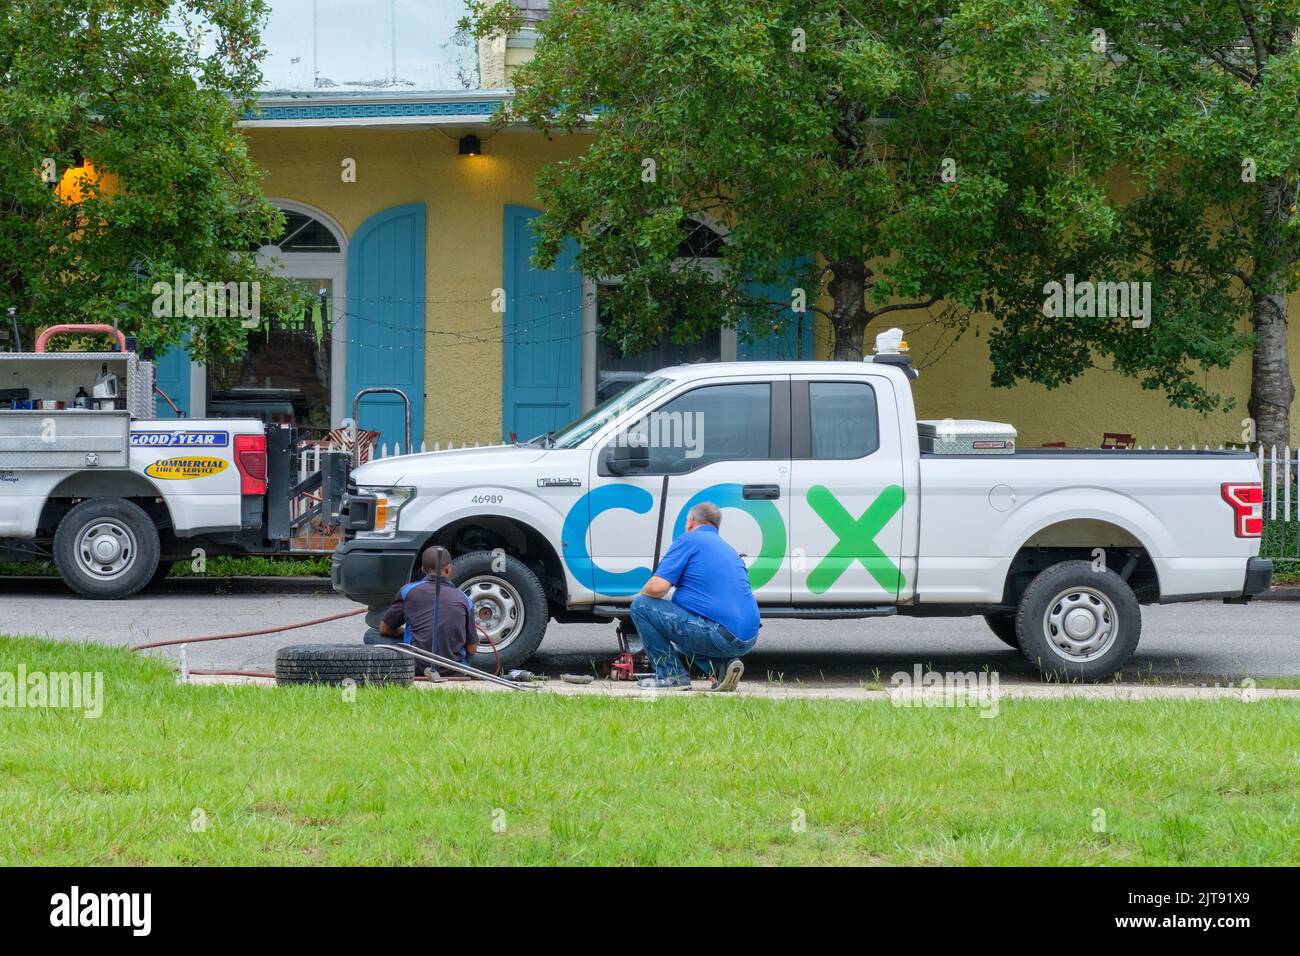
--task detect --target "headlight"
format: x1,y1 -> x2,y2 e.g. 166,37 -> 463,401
354,485 -> 415,538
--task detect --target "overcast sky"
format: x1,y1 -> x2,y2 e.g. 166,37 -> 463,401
258,0 -> 478,93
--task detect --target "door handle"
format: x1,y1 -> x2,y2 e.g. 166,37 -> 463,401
742,484 -> 780,500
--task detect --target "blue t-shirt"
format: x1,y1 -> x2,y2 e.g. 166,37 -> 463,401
653,525 -> 761,641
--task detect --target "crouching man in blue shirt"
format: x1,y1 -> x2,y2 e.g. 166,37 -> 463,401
629,502 -> 760,692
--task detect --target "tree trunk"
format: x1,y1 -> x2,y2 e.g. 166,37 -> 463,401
1247,176 -> 1294,450
827,258 -> 868,360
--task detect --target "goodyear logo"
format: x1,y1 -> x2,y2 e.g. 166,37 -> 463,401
131,430 -> 229,448
144,456 -> 228,480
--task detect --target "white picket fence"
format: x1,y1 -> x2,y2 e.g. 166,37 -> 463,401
369,438 -> 505,460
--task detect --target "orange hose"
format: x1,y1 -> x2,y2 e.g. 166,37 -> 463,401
131,608 -> 367,650
132,606 -> 504,678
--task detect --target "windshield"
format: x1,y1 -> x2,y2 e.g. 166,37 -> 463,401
542,376 -> 674,449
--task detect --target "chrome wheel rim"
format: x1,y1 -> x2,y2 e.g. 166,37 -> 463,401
461,576 -> 524,652
1041,586 -> 1118,662
76,518 -> 138,581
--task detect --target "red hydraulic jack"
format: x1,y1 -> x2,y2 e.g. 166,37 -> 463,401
608,618 -> 652,681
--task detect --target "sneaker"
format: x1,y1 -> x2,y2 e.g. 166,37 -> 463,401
708,659 -> 744,693
636,676 -> 692,691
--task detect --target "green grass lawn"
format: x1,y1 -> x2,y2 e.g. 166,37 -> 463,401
2,637 -> 1297,866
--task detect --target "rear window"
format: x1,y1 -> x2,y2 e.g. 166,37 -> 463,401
809,382 -> 879,459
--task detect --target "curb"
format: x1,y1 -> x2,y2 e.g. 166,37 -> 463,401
1253,586 -> 1300,601
0,575 -> 334,595
186,673 -> 1300,701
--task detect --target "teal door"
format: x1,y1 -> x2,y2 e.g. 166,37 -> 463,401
153,341 -> 191,418
502,204 -> 583,442
347,203 -> 426,452
738,261 -> 815,360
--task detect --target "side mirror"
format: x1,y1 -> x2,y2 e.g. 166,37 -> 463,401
602,439 -> 649,476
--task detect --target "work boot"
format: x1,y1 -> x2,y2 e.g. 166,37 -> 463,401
708,659 -> 744,693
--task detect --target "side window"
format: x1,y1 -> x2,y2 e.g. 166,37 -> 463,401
628,382 -> 771,473
809,382 -> 879,459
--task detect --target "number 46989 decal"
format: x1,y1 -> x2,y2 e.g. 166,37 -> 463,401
471,493 -> 504,504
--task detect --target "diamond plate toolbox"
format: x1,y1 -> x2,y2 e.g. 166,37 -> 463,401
917,419 -> 1017,455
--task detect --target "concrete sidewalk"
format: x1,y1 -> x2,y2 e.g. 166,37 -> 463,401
188,672 -> 1297,703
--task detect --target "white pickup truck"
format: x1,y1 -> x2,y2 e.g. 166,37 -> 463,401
333,331 -> 1271,680
0,332 -> 350,598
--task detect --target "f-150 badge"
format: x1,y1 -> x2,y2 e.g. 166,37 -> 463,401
537,477 -> 582,488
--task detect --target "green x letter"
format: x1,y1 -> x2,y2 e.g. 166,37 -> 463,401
806,485 -> 905,594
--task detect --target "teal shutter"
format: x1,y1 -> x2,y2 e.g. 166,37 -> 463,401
737,258 -> 815,361
502,204 -> 583,442
153,340 -> 191,418
347,203 -> 426,452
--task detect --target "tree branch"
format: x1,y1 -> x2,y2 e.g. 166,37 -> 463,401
867,297 -> 940,318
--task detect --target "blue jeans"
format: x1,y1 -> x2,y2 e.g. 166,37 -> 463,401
629,595 -> 756,683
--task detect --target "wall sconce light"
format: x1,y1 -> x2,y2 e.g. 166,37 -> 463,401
458,134 -> 481,156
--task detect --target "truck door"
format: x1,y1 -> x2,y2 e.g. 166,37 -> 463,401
585,376 -> 792,604
789,373 -> 906,604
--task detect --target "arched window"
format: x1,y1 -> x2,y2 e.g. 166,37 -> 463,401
257,209 -> 342,254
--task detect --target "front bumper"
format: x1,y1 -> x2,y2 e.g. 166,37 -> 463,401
331,530 -> 424,608
1243,557 -> 1273,597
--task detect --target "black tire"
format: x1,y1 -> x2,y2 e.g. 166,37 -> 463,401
983,613 -> 1019,648
365,607 -> 387,629
276,643 -> 415,686
53,497 -> 160,599
451,549 -> 549,672
1015,560 -> 1141,681
144,559 -> 176,591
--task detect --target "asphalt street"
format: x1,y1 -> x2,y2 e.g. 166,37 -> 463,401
2,582 -> 1297,685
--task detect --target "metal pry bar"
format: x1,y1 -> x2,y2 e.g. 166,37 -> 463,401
378,642 -> 538,691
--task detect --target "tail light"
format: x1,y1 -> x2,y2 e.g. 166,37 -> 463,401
234,433 -> 268,496
1221,483 -> 1263,538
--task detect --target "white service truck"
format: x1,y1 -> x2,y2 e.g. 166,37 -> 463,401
333,330 -> 1271,680
0,328 -> 351,597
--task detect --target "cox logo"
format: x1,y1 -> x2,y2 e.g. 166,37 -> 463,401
561,483 -> 786,595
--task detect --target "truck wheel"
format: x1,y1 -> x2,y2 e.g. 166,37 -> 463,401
276,644 -> 414,686
983,614 -> 1019,648
53,498 -> 160,599
452,549 -> 548,672
1015,560 -> 1141,681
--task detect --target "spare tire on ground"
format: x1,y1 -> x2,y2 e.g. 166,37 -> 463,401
276,643 -> 415,686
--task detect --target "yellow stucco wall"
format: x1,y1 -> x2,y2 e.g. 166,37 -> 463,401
245,126 -> 592,444
247,125 -> 1298,450
809,296 -> 1299,449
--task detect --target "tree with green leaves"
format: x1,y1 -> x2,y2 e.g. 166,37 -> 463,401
1076,2 -> 1299,446
0,0 -> 296,361
468,0 -> 1298,435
